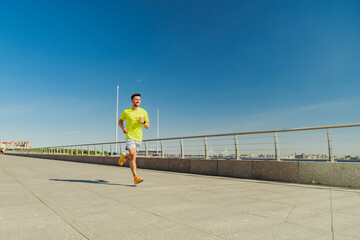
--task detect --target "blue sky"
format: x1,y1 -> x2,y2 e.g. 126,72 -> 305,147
1,0 -> 360,149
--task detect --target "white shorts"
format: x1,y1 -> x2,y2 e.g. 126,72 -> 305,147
125,138 -> 142,151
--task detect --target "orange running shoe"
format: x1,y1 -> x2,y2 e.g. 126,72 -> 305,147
118,153 -> 127,165
134,176 -> 144,184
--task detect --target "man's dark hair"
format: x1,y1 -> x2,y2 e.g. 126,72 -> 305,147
131,93 -> 141,100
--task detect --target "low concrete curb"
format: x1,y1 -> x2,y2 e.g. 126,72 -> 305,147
252,161 -> 299,183
299,162 -> 360,188
218,160 -> 252,178
6,153 -> 360,188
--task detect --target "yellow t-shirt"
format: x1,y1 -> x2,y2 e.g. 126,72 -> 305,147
120,107 -> 149,142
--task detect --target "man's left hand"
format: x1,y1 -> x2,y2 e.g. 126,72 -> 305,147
139,116 -> 145,124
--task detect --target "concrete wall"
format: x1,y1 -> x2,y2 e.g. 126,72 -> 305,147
7,153 -> 360,188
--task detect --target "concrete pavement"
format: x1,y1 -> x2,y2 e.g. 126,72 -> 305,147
1,154 -> 360,240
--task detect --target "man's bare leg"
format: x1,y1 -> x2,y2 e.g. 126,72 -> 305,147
128,149 -> 138,177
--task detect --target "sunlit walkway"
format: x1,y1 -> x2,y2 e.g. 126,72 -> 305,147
1,154 -> 359,240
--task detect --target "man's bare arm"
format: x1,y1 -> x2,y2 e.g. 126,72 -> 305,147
118,119 -> 128,134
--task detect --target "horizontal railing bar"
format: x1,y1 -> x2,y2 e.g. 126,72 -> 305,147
32,123 -> 360,149
144,123 -> 360,141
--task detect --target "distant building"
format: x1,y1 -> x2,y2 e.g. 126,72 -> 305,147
240,153 -> 257,158
295,153 -> 306,159
0,140 -> 32,149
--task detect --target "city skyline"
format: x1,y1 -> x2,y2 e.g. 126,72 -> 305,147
1,1 -> 360,150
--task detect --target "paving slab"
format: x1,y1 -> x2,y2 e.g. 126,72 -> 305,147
1,154 -> 360,240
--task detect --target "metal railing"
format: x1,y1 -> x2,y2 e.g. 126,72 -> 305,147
12,123 -> 360,162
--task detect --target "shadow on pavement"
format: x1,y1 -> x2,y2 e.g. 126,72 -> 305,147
49,178 -> 136,187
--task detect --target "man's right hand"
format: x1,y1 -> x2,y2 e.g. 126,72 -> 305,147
123,128 -> 128,134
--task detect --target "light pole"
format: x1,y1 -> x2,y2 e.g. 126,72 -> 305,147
115,86 -> 119,154
157,109 -> 159,154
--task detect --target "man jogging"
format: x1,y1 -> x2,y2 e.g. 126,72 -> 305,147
118,93 -> 149,184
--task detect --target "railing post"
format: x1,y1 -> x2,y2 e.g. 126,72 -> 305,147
161,140 -> 164,158
234,135 -> 240,160
204,137 -> 209,159
327,129 -> 334,162
81,146 -> 83,156
273,132 -> 280,161
87,146 -> 90,156
119,143 -> 122,154
102,145 -> 104,156
144,142 -> 148,157
180,139 -> 184,159
110,144 -> 112,156
94,145 -> 97,156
